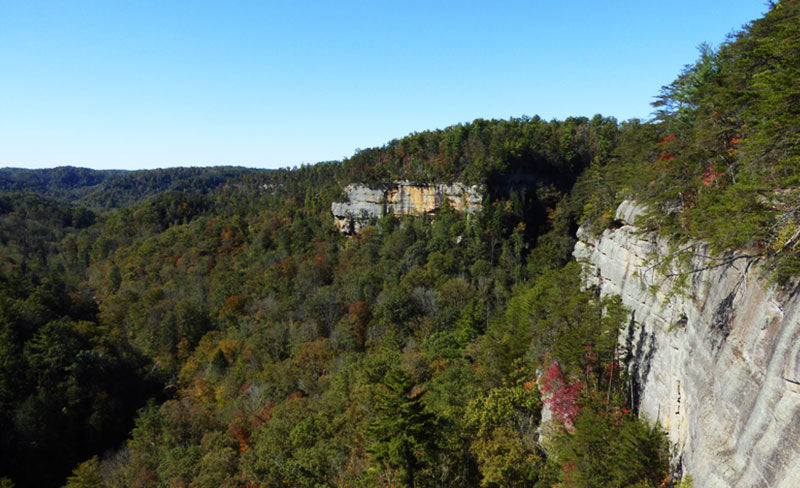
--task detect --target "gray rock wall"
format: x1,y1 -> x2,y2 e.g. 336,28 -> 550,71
331,182 -> 482,233
574,201 -> 800,487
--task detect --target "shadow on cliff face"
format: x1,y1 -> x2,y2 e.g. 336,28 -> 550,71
623,311 -> 658,415
485,163 -> 580,245
709,290 -> 737,356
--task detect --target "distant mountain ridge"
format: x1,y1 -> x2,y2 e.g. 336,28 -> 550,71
0,166 -> 265,210
0,166 -> 121,200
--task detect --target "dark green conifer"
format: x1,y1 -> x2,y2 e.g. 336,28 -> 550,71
368,368 -> 439,487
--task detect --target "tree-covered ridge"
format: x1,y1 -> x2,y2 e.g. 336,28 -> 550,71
80,167 -> 262,210
0,167 -> 119,201
0,113 -> 620,214
581,0 -> 800,279
341,115 -> 620,187
0,166 -> 261,211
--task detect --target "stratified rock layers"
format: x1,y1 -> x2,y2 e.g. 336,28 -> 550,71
331,181 -> 482,233
574,201 -> 800,487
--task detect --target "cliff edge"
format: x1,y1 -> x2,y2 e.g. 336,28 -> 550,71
574,201 -> 800,487
331,181 -> 482,233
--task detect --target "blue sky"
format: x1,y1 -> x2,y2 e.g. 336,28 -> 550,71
1,1 -> 769,170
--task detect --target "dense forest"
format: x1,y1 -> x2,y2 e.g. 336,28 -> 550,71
0,166 -> 259,211
1,1 -> 798,487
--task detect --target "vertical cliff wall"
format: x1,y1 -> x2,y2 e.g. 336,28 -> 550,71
331,181 -> 482,233
574,201 -> 800,487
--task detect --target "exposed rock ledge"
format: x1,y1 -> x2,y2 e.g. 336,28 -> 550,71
331,181 -> 483,233
574,200 -> 800,487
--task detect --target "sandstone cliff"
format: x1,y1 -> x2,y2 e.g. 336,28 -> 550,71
574,201 -> 800,487
331,181 -> 483,233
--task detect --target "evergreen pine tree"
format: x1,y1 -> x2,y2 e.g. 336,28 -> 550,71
368,368 -> 439,487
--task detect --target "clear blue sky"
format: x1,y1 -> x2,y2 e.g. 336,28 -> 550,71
0,1 -> 769,170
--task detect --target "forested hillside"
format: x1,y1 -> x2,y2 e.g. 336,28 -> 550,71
1,115 -> 670,488
581,0 -> 800,280
0,166 -> 258,211
1,1 -> 798,487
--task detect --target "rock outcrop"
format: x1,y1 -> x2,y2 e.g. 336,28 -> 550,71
331,181 -> 483,233
574,201 -> 800,487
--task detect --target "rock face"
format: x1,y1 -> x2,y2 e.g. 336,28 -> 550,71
574,200 -> 800,487
331,181 -> 483,233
